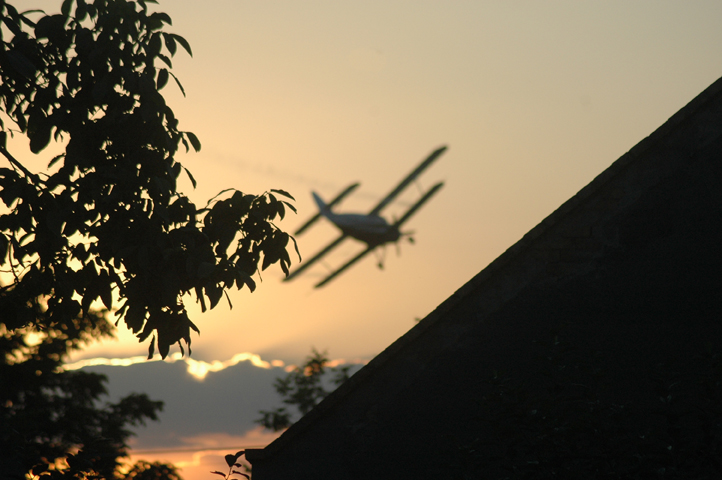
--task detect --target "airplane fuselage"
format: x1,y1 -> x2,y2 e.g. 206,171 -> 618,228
312,191 -> 401,247
325,212 -> 401,247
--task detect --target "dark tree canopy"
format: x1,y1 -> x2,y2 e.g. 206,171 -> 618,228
0,307 -> 173,479
122,460 -> 183,480
0,0 -> 298,358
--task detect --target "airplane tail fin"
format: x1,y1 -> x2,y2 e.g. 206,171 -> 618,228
312,191 -> 331,216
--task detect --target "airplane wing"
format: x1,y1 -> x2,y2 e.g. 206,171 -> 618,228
294,183 -> 360,235
393,181 -> 444,227
368,145 -> 447,216
314,181 -> 445,288
314,244 -> 375,288
283,234 -> 348,282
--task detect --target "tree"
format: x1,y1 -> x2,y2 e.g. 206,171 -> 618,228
0,306 -> 179,479
122,461 -> 183,480
0,0 -> 298,477
0,0 -> 298,360
257,348 -> 351,431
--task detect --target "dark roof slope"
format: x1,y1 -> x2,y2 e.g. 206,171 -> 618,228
248,76 -> 722,479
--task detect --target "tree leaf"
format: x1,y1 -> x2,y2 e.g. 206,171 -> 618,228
170,33 -> 193,56
206,284 -> 223,309
157,53 -> 173,69
34,14 -> 66,40
75,0 -> 88,22
47,154 -> 65,168
2,16 -> 21,36
157,68 -> 168,90
280,248 -> 291,276
29,123 -> 52,153
162,32 -> 177,56
282,200 -> 297,214
169,71 -> 185,96
271,188 -> 295,201
147,335 -> 155,359
185,131 -> 201,152
158,336 -> 170,359
61,0 -> 74,16
290,235 -> 302,262
224,290 -> 233,310
99,272 -> 113,310
150,11 -> 172,26
188,318 -> 200,334
236,270 -> 256,292
195,286 -> 207,312
184,166 -> 196,188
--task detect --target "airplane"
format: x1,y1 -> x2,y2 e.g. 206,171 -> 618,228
285,145 -> 447,288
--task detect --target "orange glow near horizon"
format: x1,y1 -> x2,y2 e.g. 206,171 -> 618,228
63,351 -> 367,380
126,428 -> 282,480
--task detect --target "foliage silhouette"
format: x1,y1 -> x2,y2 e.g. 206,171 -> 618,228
210,450 -> 250,480
214,350 -> 349,478
0,306 -> 181,479
123,460 -> 183,480
257,348 -> 351,431
0,0 -> 298,360
1,0 -> 298,478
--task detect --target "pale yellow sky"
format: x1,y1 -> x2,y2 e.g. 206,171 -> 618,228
15,1 -> 722,365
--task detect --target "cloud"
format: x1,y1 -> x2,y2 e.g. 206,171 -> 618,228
84,356 -> 290,449
78,351 -> 365,480
79,353 -> 366,450
63,351 -> 286,380
67,351 -> 366,380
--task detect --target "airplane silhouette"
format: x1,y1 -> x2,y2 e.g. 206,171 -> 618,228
285,146 -> 447,288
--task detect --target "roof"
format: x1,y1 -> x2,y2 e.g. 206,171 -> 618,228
247,75 -> 722,478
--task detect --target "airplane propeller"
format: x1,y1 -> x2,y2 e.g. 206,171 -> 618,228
394,230 -> 415,256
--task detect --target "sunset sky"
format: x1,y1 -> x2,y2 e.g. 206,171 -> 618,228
12,1 -> 722,478
57,0 -> 722,365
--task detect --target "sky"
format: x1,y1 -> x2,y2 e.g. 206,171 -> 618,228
11,1 -> 722,479
56,0 -> 722,365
